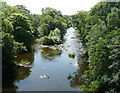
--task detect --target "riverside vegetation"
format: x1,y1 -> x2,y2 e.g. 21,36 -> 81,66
1,0 -> 120,92
72,1 -> 120,92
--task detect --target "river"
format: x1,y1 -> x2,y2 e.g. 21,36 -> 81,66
3,27 -> 87,92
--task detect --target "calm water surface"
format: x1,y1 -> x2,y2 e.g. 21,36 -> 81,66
3,27 -> 87,92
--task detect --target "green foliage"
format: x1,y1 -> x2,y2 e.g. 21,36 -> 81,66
38,23 -> 50,37
30,14 -> 41,36
72,11 -> 89,42
0,11 -> 5,19
0,1 -> 15,17
72,1 -> 120,92
68,53 -> 75,58
102,29 -> 120,92
106,7 -> 120,30
2,19 -> 13,33
40,28 -> 63,45
2,0 -> 120,92
63,15 -> 72,28
80,80 -> 100,92
2,32 -> 26,71
49,28 -> 62,44
1,1 -> 33,74
89,2 -> 120,20
38,7 -> 67,41
9,13 -> 34,51
0,1 -> 31,18
40,36 -> 54,45
42,7 -> 62,18
14,5 -> 30,15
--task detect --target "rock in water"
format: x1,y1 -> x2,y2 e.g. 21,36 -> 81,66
68,53 -> 75,58
40,75 -> 49,78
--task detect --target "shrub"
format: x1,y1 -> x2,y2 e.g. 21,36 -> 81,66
40,36 -> 54,45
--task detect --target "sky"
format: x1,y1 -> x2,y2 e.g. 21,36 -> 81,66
3,0 -> 100,15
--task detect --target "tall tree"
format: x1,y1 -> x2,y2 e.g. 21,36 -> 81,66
9,13 -> 33,51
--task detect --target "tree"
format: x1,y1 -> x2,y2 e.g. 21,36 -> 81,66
40,36 -> 54,45
14,5 -> 30,15
42,7 -> 62,18
38,7 -> 67,44
30,14 -> 41,37
106,7 -> 120,30
53,16 -> 67,37
2,33 -> 25,71
80,20 -> 108,91
49,28 -> 62,44
9,13 -> 34,51
0,1 -> 16,18
72,11 -> 88,41
72,1 -> 120,92
2,19 -> 13,34
100,29 -> 120,92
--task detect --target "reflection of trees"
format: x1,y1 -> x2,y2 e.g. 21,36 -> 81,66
2,63 -> 18,93
15,52 -> 34,65
68,55 -> 88,88
40,47 -> 62,61
15,52 -> 34,82
15,67 -> 31,82
2,65 -> 32,93
2,52 -> 34,92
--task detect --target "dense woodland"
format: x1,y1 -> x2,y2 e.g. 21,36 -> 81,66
72,1 -> 120,92
1,0 -> 120,92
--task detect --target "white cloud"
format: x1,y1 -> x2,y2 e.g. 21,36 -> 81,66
3,0 -> 100,15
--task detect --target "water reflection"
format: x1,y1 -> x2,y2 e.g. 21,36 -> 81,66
2,52 -> 34,92
68,55 -> 88,88
15,52 -> 34,65
16,67 -> 32,82
2,64 -> 18,92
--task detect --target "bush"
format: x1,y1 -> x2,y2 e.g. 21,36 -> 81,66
49,28 -> 62,44
68,53 -> 75,58
2,32 -> 26,72
9,13 -> 34,51
40,36 -> 54,45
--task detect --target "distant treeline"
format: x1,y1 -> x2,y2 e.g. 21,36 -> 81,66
72,1 -> 120,92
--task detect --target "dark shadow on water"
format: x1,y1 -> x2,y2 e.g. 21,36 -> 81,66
2,62 -> 18,93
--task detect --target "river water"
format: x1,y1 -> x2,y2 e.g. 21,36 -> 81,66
3,27 -> 87,92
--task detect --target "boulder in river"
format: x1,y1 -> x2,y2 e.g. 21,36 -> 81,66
39,75 -> 49,78
68,53 -> 75,58
67,74 -> 73,80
